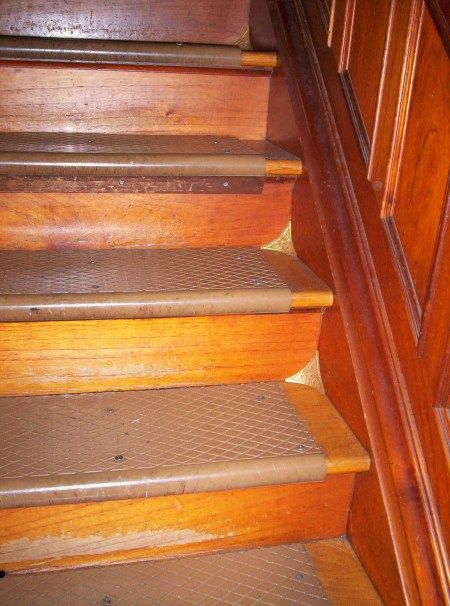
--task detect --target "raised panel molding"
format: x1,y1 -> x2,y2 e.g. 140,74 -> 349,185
337,0 -> 391,164
382,1 -> 450,340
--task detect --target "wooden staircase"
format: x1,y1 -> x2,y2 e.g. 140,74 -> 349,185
0,3 -> 382,603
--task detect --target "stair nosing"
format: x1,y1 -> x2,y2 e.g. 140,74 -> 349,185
0,454 -> 326,509
0,35 -> 277,70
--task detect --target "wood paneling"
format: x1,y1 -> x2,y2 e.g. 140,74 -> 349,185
0,1 -> 250,45
0,476 -> 353,573
0,312 -> 320,396
269,0 -> 449,602
0,182 -> 292,250
339,0 -> 391,161
0,66 -> 269,138
384,5 -> 450,326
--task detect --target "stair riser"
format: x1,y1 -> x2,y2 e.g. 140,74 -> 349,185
0,0 -> 250,45
0,66 -> 269,138
0,476 -> 354,573
0,183 -> 292,250
0,313 -> 321,396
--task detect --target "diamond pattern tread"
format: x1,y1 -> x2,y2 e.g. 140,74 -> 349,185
0,247 -> 332,322
0,133 -> 301,177
0,539 -> 382,605
0,382 -> 325,508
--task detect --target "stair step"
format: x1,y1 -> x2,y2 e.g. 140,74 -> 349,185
0,382 -> 368,508
0,384 -> 369,572
0,1 -> 251,47
0,66 -> 270,141
0,36 -> 277,69
0,134 -> 301,181
0,247 -> 331,322
0,538 -> 382,605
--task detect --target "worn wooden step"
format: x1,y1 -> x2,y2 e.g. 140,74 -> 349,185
0,248 -> 330,322
0,65 -> 270,140
0,312 -> 322,397
0,1 -> 251,46
0,36 -> 277,69
0,135 -> 301,193
0,181 -> 293,251
0,384 -> 369,572
0,538 -> 382,605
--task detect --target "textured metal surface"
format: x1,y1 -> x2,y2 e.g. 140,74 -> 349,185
0,134 -> 269,177
1,543 -> 329,605
0,248 -> 286,295
0,383 -> 321,478
0,134 -> 260,155
0,36 -> 243,68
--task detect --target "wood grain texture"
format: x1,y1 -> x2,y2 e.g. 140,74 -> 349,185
0,0 -> 251,45
384,5 -> 449,317
0,183 -> 292,251
0,312 -> 321,396
0,66 -> 269,138
341,0 -> 391,151
0,476 -> 354,573
283,383 -> 369,474
241,51 -> 277,67
268,0 -> 448,602
306,538 -> 382,605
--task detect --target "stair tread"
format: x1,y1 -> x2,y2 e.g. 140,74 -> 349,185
0,133 -> 302,177
0,35 -> 277,69
0,383 -> 368,508
0,538 -> 382,605
0,247 -> 332,322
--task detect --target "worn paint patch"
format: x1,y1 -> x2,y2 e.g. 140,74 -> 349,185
0,527 -> 220,564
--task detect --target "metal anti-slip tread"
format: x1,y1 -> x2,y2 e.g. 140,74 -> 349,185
0,382 -> 325,508
0,134 -> 302,178
0,36 -> 277,69
0,539 -> 382,605
0,247 -> 332,322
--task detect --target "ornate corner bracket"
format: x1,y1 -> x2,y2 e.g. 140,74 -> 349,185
261,222 -> 296,257
235,27 -> 251,49
285,351 -> 325,395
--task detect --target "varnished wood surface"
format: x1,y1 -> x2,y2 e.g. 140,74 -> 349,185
283,383 -> 369,474
0,183 -> 293,250
0,312 -> 321,396
306,538 -> 382,605
0,66 -> 269,138
324,0 -> 450,574
241,51 -> 277,68
268,0 -> 449,603
0,0 -> 251,45
0,476 -> 354,573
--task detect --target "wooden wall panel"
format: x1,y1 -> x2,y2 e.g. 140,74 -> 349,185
0,66 -> 269,138
341,0 -> 391,155
384,5 -> 449,328
0,0 -> 250,45
0,182 -> 292,251
269,0 -> 450,601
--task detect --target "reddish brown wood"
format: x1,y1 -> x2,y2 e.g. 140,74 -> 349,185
0,182 -> 292,251
267,0 -> 448,602
340,0 -> 391,155
0,65 -> 269,138
0,1 -> 251,45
